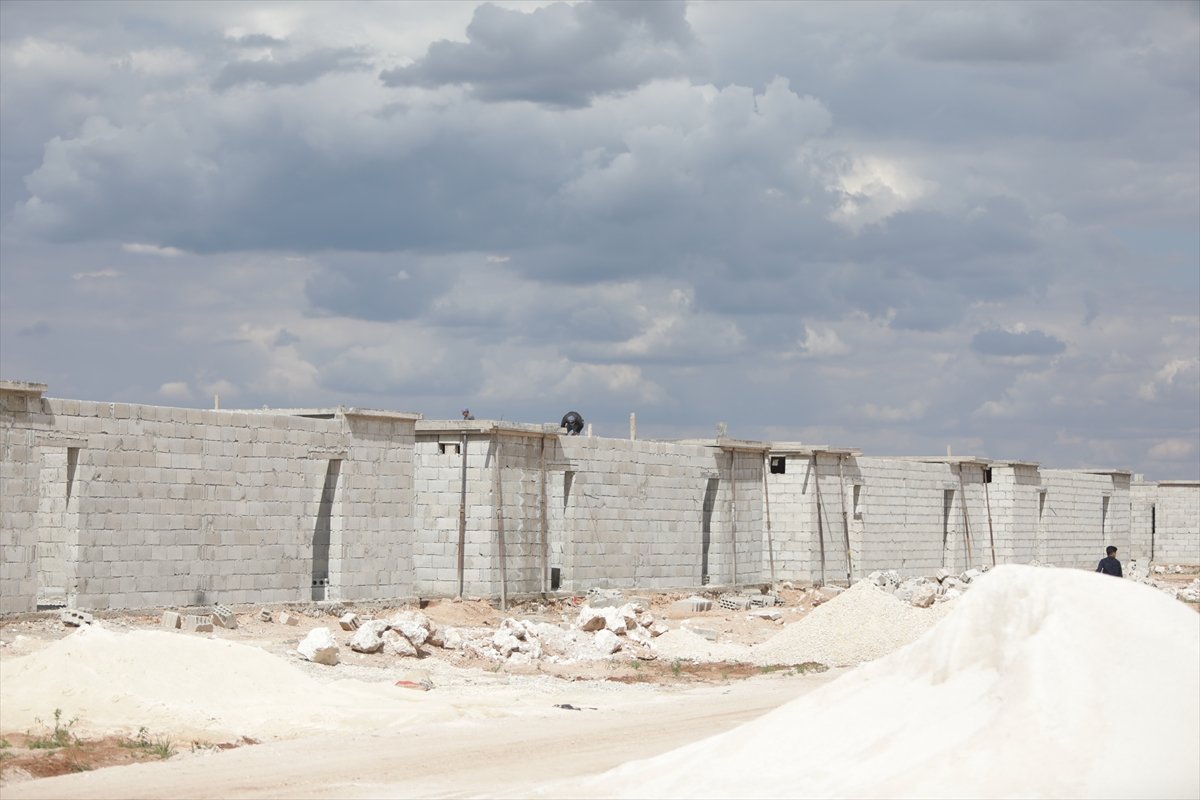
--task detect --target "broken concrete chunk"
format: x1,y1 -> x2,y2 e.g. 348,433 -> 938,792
297,627 -> 340,666
211,604 -> 238,629
279,611 -> 300,626
607,604 -> 639,633
441,627 -> 465,650
387,612 -> 431,646
383,629 -> 419,658
184,614 -> 214,632
338,612 -> 359,631
748,608 -> 783,621
649,621 -> 669,637
576,607 -> 608,632
960,568 -> 983,584
161,611 -> 182,629
910,584 -> 937,608
683,625 -> 719,642
349,620 -> 389,653
593,628 -> 622,654
259,608 -> 273,622
60,609 -> 94,627
935,568 -> 952,583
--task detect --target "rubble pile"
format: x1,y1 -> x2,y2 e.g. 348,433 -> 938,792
867,567 -> 986,608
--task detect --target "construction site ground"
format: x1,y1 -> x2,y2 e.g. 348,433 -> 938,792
1,570 -> 1196,799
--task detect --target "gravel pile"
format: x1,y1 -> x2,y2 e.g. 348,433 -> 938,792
749,580 -> 954,667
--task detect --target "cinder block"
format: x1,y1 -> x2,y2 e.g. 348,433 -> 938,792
60,609 -> 94,627
184,614 -> 214,632
161,610 -> 182,628
211,604 -> 238,629
279,611 -> 300,626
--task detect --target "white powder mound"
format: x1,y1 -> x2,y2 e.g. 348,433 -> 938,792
0,626 -> 449,741
751,580 -> 954,667
650,629 -> 752,663
570,565 -> 1200,799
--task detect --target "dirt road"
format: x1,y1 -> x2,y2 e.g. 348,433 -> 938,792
3,672 -> 836,800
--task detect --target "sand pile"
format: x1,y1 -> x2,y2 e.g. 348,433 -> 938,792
652,581 -> 953,667
0,625 -> 453,741
751,580 -> 954,667
570,565 -> 1200,798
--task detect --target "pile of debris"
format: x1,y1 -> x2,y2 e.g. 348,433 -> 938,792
1138,575 -> 1200,603
865,568 -> 988,608
295,610 -> 443,666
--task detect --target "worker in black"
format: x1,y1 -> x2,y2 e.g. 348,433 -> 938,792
1096,546 -> 1123,577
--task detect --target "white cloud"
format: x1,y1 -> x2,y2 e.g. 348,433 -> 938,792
791,325 -> 850,359
71,269 -> 121,280
1138,358 -> 1199,401
158,380 -> 191,400
1147,439 -> 1196,460
122,243 -> 186,257
859,400 -> 927,422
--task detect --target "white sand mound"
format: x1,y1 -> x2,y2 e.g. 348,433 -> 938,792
572,565 -> 1200,799
751,580 -> 954,667
0,626 -> 452,741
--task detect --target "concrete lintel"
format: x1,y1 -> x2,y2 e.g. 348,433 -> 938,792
341,408 -> 423,421
716,436 -> 772,452
416,419 -> 555,437
35,436 -> 88,449
769,444 -> 861,457
308,449 -> 348,460
900,456 -> 994,467
0,379 -> 48,396
1157,480 -> 1200,487
1074,468 -> 1134,477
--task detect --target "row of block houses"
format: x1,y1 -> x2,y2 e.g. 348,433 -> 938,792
2,380 -> 1196,612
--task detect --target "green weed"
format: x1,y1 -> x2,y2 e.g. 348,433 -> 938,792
29,709 -> 78,749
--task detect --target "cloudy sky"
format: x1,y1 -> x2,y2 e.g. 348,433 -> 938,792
1,0 -> 1197,478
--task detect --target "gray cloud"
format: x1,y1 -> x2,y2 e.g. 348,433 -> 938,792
213,47 -> 370,90
1,1 -> 1197,479
380,0 -> 692,106
971,328 -> 1067,357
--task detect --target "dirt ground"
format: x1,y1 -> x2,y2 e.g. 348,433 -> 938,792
1,570 -> 1194,798
0,583 -> 831,793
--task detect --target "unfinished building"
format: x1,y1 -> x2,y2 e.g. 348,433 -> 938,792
2,380 -> 1196,613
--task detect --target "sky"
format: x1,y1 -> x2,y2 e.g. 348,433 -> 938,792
0,1 -> 1197,479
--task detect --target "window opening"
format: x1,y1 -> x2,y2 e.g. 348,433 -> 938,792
769,456 -> 786,474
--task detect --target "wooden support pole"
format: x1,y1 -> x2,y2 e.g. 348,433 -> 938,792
456,432 -> 467,599
983,466 -> 997,567
810,454 -> 827,586
763,453 -> 776,584
540,435 -> 549,596
492,432 -> 507,611
729,450 -> 738,588
957,465 -> 974,569
837,454 -> 852,584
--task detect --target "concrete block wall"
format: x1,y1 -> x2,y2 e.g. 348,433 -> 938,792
0,388 -> 42,613
0,389 -> 418,611
553,438 -> 763,591
767,457 -> 1042,583
1037,471 -> 1131,569
413,428 -> 549,599
1132,481 -> 1200,564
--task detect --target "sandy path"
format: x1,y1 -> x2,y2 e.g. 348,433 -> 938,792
2,672 -> 837,800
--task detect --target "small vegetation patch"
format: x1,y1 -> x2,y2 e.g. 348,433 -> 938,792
1,719 -> 251,781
